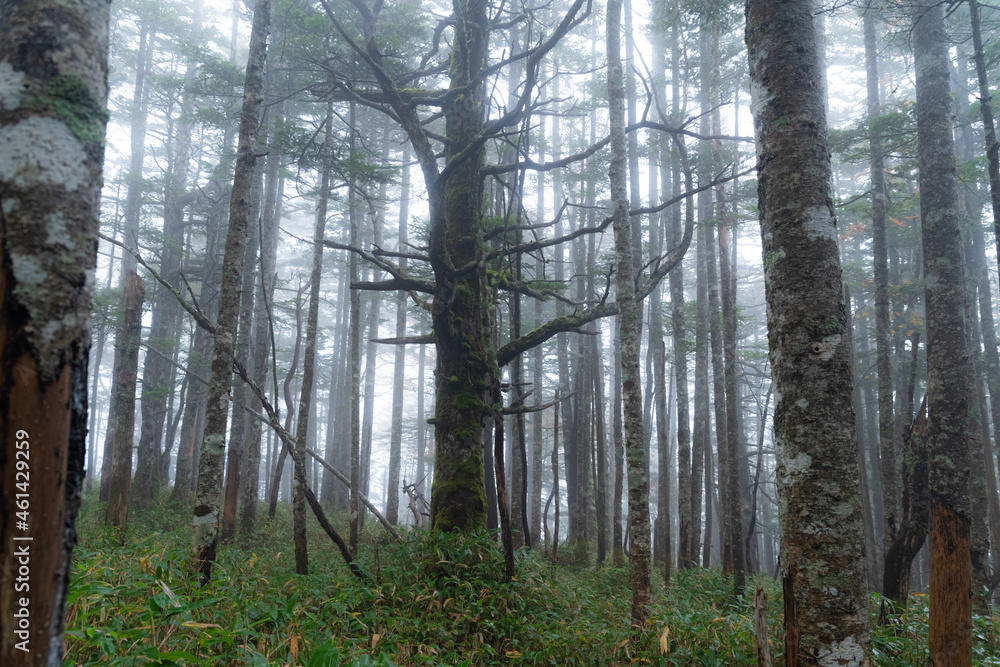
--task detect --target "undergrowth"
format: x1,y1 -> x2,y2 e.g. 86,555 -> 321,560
64,494 -> 999,665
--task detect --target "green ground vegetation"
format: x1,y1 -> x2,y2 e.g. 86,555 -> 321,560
64,494 -> 999,665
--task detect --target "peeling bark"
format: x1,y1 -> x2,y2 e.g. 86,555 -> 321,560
0,1 -> 110,662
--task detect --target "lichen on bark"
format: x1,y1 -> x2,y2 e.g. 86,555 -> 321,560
746,0 -> 872,662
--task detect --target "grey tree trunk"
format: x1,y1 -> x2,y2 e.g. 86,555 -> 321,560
746,0 -> 873,660
191,0 -> 270,584
968,0 -> 1000,282
239,84 -> 283,540
104,272 -> 144,536
912,1 -> 973,661
864,10 -> 895,584
220,175 -> 261,543
100,22 -> 149,503
608,0 -> 650,627
292,100 -> 333,575
386,143 -> 411,526
669,16 -> 693,574
0,1 -> 110,662
348,102 -> 362,553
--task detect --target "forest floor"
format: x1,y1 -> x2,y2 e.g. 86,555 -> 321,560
65,494 -> 999,666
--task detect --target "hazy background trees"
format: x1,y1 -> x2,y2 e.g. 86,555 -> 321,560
69,0 -> 1000,654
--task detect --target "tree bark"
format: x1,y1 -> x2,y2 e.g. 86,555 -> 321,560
609,0 -> 650,628
746,0 -> 873,660
0,1 -> 110,662
104,272 -> 144,537
239,79 -> 283,540
220,174 -> 261,542
912,1 -> 973,662
191,0 -> 269,584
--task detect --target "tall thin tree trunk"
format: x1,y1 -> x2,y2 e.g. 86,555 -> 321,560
912,1 -> 973,661
104,272 -> 145,537
348,102 -> 362,552
669,15 -> 693,574
100,22 -> 150,503
291,101 -> 333,575
608,0 -> 650,627
386,144 -> 411,526
221,175 -> 261,543
191,0 -> 270,584
864,9 -> 896,584
239,87 -> 283,540
968,0 -> 1000,282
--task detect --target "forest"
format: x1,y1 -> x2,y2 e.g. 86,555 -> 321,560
2,0 -> 1000,663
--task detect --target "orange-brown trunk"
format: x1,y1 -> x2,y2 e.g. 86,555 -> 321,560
929,499 -> 972,665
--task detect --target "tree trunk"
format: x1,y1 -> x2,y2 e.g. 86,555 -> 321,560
386,143 -> 411,526
220,175 -> 261,543
290,100 -> 333,574
100,21 -> 149,503
883,334 -> 925,604
864,9 -> 896,582
968,0 -> 1000,282
608,0 -> 650,628
912,1 -> 973,662
268,281 -> 305,516
104,272 -> 144,537
847,284 -> 879,591
239,82 -> 283,540
191,0 -> 269,584
348,103 -> 362,551
746,0 -> 873,660
0,1 -> 109,661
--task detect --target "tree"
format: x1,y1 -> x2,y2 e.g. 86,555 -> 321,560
609,0 -> 651,627
746,0 -> 873,661
864,5 -> 895,589
0,0 -> 111,663
104,271 -> 144,537
191,0 -> 270,583
912,0 -> 973,660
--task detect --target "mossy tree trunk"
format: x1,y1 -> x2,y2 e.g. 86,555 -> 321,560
609,0 -> 651,628
746,0 -> 873,661
191,0 -> 269,584
0,1 -> 110,662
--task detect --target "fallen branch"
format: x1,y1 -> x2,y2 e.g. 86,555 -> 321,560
306,447 -> 402,541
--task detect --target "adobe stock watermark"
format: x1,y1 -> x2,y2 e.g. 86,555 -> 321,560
12,429 -> 32,653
